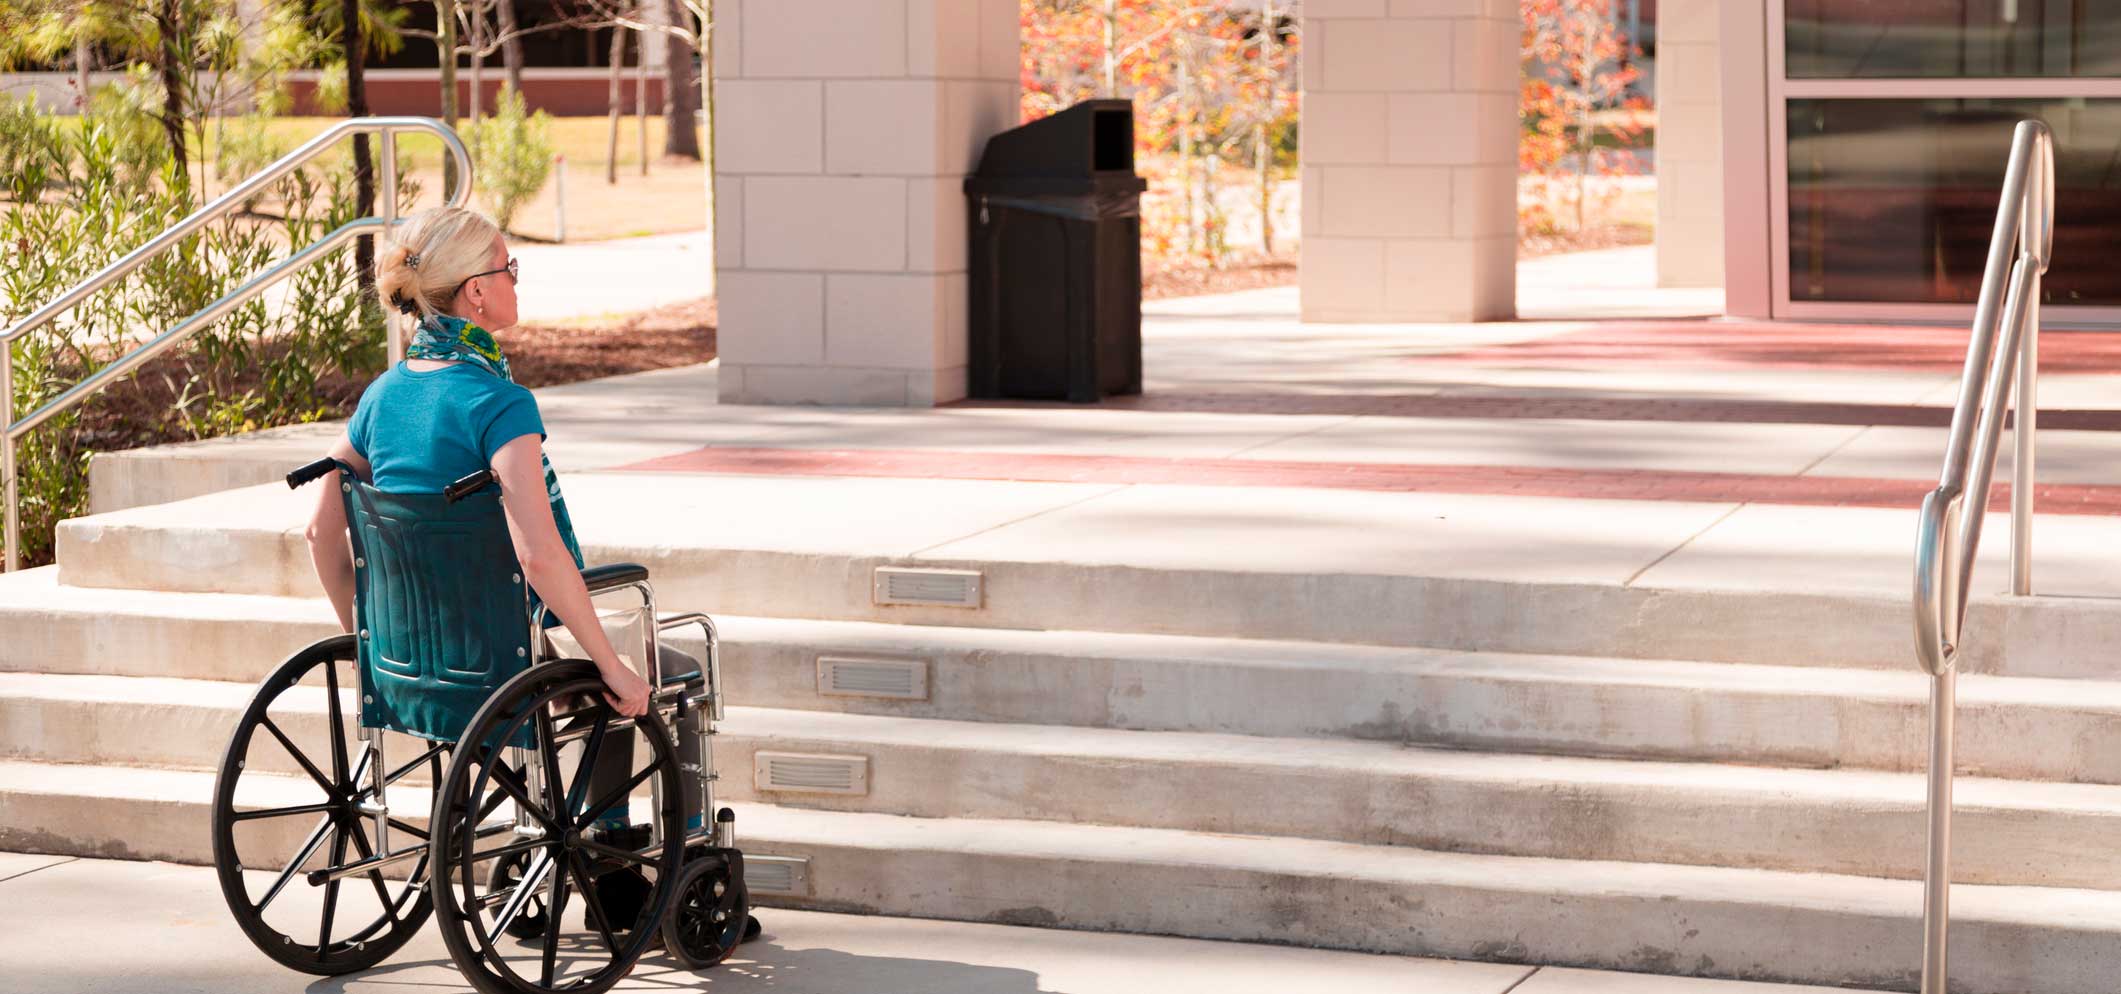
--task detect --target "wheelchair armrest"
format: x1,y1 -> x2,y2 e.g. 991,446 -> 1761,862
582,562 -> 650,594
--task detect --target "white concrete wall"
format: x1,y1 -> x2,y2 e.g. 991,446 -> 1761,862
1654,1 -> 1724,288
712,0 -> 1019,406
1298,0 -> 1518,323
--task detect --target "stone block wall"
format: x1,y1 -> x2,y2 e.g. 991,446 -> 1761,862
1299,0 -> 1519,323
713,0 -> 1019,406
1656,0 -> 1726,289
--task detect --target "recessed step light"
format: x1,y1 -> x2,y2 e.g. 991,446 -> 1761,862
754,751 -> 870,795
744,855 -> 811,896
872,567 -> 983,608
817,655 -> 929,700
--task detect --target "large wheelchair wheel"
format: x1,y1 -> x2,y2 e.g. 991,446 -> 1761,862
210,635 -> 443,975
430,659 -> 686,994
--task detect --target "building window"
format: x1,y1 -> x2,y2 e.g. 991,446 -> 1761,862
1787,1 -> 2121,79
1787,97 -> 2121,305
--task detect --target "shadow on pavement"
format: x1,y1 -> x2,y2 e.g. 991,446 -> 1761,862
301,933 -> 1060,994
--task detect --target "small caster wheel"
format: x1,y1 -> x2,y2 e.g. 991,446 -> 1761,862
486,848 -> 565,940
663,854 -> 749,969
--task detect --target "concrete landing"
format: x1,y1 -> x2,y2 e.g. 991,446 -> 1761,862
0,854 -> 1875,994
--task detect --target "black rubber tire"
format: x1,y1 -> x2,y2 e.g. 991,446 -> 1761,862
429,659 -> 686,994
209,635 -> 438,975
662,851 -> 750,970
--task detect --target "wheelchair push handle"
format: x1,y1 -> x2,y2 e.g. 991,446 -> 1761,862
443,468 -> 497,504
286,457 -> 348,490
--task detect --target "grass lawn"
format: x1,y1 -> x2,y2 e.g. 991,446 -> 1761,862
33,114 -> 710,242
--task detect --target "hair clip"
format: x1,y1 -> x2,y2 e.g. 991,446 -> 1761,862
403,251 -> 421,269
389,291 -> 420,316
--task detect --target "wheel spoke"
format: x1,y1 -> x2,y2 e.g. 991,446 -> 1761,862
491,845 -> 556,941
323,660 -> 351,786
343,824 -> 401,926
540,850 -> 566,987
232,800 -> 336,823
564,712 -> 609,822
256,814 -> 334,913
385,816 -> 429,841
258,716 -> 336,797
575,838 -> 656,869
464,837 -> 549,880
482,758 -> 560,833
577,763 -> 657,828
534,709 -> 569,824
316,826 -> 347,961
382,741 -> 448,787
566,851 -> 620,956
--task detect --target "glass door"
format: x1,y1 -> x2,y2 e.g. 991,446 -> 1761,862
1768,0 -> 2121,323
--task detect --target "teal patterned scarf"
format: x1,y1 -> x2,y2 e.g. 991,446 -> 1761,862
406,314 -> 586,576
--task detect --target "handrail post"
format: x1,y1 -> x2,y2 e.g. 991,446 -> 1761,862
1920,667 -> 1956,994
1917,118 -> 2052,994
380,127 -> 404,365
2013,290 -> 2037,596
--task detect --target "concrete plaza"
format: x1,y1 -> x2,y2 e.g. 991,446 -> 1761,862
0,853 -> 1879,994
12,249 -> 2121,992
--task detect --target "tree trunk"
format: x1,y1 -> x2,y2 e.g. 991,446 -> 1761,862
154,0 -> 190,196
634,31 -> 648,175
496,0 -> 524,95
437,0 -> 459,194
662,0 -> 701,159
346,0 -> 374,292
1101,0 -> 1116,97
606,27 -> 625,184
467,0 -> 485,122
73,39 -> 89,110
1256,1 -> 1277,257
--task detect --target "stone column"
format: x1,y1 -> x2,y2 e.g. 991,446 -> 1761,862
1299,0 -> 1518,323
1655,0 -> 1725,288
713,0 -> 1020,406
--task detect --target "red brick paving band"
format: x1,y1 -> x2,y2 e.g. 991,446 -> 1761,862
614,446 -> 2121,517
958,392 -> 2121,430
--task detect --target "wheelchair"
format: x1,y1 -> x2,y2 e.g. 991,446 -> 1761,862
208,457 -> 754,994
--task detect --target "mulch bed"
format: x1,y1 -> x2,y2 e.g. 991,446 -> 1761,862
504,296 -> 718,388
1143,255 -> 1298,299
66,295 -> 719,453
1519,225 -> 1655,258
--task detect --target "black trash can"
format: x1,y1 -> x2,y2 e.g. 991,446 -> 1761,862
965,99 -> 1147,403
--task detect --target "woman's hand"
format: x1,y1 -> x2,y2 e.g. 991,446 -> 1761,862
597,658 -> 652,717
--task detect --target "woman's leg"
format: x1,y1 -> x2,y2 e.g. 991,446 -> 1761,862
655,642 -> 708,832
567,631 -> 705,833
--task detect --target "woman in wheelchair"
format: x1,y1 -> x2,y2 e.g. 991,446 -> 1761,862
208,207 -> 750,994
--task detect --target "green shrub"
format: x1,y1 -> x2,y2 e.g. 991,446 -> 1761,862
0,96 -> 68,201
1,93 -> 415,568
466,89 -> 553,234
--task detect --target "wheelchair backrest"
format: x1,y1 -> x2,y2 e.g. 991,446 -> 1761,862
342,475 -> 534,744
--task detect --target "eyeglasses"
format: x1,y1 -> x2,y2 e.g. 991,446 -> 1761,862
452,257 -> 518,298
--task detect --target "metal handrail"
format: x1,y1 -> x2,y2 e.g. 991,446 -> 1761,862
1911,118 -> 2054,994
0,116 -> 473,572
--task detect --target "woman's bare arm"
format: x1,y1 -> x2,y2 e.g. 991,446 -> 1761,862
490,433 -> 651,716
304,434 -> 371,633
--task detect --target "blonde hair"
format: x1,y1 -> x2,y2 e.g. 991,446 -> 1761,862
374,207 -> 504,319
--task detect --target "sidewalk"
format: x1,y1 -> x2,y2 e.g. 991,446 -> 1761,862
0,853 -> 1880,994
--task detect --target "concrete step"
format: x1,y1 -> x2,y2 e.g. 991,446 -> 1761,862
8,678 -> 2121,888
47,476 -> 2121,678
8,572 -> 2121,782
1,757 -> 2115,994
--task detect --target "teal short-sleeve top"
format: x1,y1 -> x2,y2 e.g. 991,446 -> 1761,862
348,360 -> 545,494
